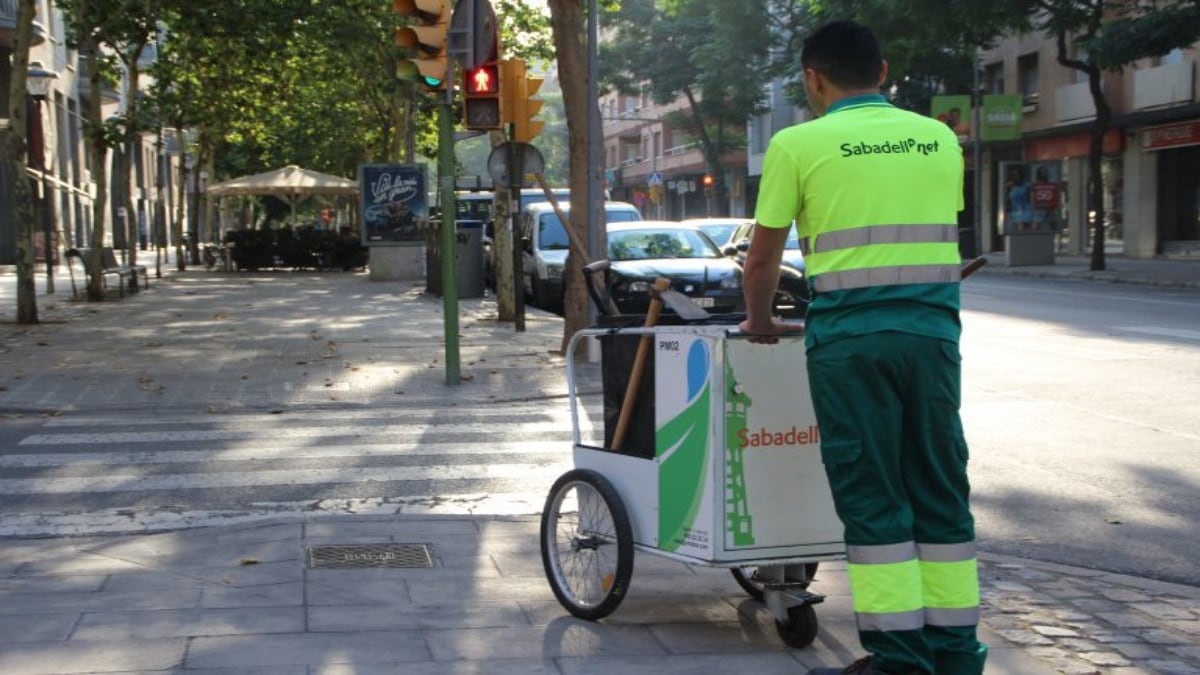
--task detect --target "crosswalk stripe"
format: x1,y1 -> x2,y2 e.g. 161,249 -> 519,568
19,420 -> 591,446
0,440 -> 571,468
0,493 -> 551,537
0,462 -> 571,495
41,404 -> 594,428
0,403 -> 607,537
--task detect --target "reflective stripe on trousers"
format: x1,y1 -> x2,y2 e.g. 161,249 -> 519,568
847,541 -> 981,632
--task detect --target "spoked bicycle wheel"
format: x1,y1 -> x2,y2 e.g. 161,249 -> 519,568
540,469 -> 634,620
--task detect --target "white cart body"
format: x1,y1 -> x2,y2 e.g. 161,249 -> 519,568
567,325 -> 845,568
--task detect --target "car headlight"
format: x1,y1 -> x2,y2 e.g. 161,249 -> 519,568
627,280 -> 650,293
545,264 -> 563,280
720,273 -> 742,289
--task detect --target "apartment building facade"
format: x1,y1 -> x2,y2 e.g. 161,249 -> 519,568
600,87 -> 750,220
0,0 -> 186,267
747,29 -> 1199,261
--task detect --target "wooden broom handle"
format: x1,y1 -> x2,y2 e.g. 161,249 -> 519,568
612,278 -> 671,452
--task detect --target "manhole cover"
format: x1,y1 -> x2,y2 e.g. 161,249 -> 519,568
307,544 -> 433,569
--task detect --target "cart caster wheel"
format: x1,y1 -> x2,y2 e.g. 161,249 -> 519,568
540,469 -> 634,621
731,562 -> 820,601
775,603 -> 819,648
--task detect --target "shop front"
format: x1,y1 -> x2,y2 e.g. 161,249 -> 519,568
1143,120 -> 1200,257
1022,128 -> 1125,257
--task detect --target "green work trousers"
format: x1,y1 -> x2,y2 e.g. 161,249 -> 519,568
808,331 -> 987,675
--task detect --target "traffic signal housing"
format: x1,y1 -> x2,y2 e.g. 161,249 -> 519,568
501,59 -> 545,143
395,0 -> 452,90
463,62 -> 502,130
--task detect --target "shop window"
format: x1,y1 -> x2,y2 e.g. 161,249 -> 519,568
1072,46 -> 1090,83
1101,157 -> 1124,247
984,62 -> 1005,94
1018,53 -> 1039,107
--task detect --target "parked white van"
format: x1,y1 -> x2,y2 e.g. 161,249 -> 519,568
519,201 -> 642,310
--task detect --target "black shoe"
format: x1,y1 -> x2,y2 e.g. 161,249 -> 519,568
809,656 -> 902,674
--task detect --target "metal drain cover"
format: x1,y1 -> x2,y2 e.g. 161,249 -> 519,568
307,544 -> 433,569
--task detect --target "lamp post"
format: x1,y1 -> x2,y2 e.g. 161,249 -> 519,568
26,61 -> 59,294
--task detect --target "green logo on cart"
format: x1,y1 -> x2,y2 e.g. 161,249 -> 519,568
657,340 -> 711,553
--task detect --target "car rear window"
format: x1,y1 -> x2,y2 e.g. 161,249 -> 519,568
605,208 -> 641,223
608,228 -> 722,261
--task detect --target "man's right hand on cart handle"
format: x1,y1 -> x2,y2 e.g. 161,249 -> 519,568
739,316 -> 805,344
740,224 -> 804,344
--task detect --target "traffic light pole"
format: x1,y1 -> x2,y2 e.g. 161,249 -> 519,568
439,95 -> 461,385
508,125 -> 525,332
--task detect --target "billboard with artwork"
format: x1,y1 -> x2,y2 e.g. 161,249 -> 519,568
358,164 -> 428,245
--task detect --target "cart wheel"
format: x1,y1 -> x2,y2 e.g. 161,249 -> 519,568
775,603 -> 819,648
540,469 -> 634,621
731,562 -> 820,600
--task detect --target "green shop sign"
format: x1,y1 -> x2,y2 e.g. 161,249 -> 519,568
982,94 -> 1023,141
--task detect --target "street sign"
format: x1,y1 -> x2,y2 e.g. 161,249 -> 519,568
487,142 -> 545,189
449,0 -> 497,70
648,172 -> 663,186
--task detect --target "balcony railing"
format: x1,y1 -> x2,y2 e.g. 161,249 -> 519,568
0,0 -> 48,47
1055,81 -> 1097,123
76,56 -> 122,103
1133,60 -> 1194,110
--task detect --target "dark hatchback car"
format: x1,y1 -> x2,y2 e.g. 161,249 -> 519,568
724,221 -> 811,318
603,221 -> 744,315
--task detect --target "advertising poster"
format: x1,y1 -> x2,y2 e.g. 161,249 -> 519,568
931,95 -> 973,143
981,94 -> 1024,142
1002,161 -> 1063,235
358,163 -> 427,245
723,338 -> 841,552
1030,162 -> 1063,232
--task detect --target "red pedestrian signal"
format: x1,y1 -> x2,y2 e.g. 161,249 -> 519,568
702,174 -> 715,188
463,62 -> 502,130
467,64 -> 499,95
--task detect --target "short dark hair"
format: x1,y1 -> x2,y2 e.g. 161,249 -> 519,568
801,20 -> 884,90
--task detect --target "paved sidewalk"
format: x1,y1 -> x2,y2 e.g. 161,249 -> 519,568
976,252 -> 1200,289
0,261 -> 1197,674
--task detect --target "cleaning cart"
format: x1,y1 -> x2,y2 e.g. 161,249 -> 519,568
539,285 -> 846,646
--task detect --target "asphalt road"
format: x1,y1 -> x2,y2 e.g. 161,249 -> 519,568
1,273 -> 1197,590
960,276 -> 1200,586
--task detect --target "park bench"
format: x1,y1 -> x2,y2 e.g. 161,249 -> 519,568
102,247 -> 149,291
65,247 -> 144,298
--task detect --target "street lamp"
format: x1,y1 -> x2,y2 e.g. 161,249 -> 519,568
26,61 -> 59,294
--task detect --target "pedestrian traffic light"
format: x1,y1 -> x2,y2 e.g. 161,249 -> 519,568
500,58 -> 545,143
463,62 -> 502,130
395,0 -> 452,90
702,174 -> 715,188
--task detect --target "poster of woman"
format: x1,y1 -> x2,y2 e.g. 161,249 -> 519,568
1003,163 -> 1033,234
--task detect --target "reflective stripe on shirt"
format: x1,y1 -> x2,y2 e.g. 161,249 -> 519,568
809,224 -> 958,254
814,263 -> 960,293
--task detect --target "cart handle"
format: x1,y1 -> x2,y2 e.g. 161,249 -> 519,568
582,260 -> 620,316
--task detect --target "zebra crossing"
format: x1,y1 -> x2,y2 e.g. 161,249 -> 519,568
0,402 -> 605,538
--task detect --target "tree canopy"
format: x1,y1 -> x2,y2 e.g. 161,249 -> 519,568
600,0 -> 774,215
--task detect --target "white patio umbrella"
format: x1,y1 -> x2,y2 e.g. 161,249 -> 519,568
206,165 -> 358,223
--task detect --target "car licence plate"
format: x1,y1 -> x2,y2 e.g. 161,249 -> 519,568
694,296 -> 715,308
